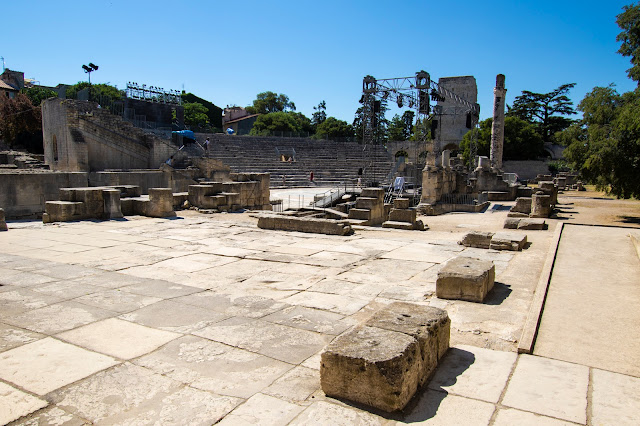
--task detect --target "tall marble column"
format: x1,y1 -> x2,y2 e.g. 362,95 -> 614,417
490,74 -> 506,170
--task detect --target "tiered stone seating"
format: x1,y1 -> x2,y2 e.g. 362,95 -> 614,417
197,134 -> 394,188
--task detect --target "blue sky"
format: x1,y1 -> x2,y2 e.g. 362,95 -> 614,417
3,0 -> 637,123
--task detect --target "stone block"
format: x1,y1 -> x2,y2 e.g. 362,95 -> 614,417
0,208 -> 7,231
42,201 -> 85,223
348,208 -> 371,221
147,188 -> 175,218
531,193 -> 551,218
355,197 -> 379,210
507,212 -> 529,218
490,232 -> 527,251
388,208 -> 416,223
382,221 -> 415,230
188,185 -> 216,207
459,231 -> 494,249
102,189 -> 123,219
320,325 -> 422,412
516,186 -> 533,198
503,218 -> 521,229
257,215 -> 352,236
393,198 -> 411,209
436,257 -> 495,303
511,197 -> 532,214
366,302 -> 450,382
360,188 -> 385,200
517,218 -> 548,230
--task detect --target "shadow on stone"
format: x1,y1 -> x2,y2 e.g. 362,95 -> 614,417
484,282 -> 512,305
399,348 -> 476,422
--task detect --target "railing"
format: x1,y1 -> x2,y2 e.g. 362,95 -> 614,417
439,193 -> 477,205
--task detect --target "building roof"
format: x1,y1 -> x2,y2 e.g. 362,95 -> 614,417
224,114 -> 260,125
0,80 -> 17,91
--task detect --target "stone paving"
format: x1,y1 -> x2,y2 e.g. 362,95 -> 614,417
0,205 -> 638,425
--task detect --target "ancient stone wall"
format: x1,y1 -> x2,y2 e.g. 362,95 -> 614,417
0,171 -> 88,219
503,160 -> 551,180
436,76 -> 477,152
42,99 -> 180,172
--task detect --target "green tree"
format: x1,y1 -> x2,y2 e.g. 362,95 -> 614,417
561,85 -> 640,198
314,117 -> 355,140
288,112 -> 314,135
617,2 -> 640,84
183,102 -> 210,127
508,83 -> 577,141
353,98 -> 389,143
312,100 -> 327,128
21,87 -> 58,106
246,91 -> 296,114
460,117 -> 544,166
65,82 -> 124,104
387,114 -> 405,141
0,93 -> 43,152
250,111 -> 302,136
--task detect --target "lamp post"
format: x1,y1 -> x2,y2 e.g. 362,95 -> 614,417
82,63 -> 99,84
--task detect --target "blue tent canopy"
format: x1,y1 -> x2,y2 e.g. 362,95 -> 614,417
172,130 -> 195,140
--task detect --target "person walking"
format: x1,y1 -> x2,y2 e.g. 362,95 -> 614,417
309,171 -> 314,183
203,137 -> 210,156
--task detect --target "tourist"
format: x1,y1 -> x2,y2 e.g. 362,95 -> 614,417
203,137 -> 210,156
310,171 -> 314,183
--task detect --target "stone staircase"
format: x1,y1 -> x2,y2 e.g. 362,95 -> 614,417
196,134 -> 394,188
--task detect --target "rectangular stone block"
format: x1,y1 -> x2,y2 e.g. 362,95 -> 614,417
459,231 -> 494,249
257,215 -> 352,236
0,208 -> 6,231
102,189 -> 123,219
147,188 -> 175,218
43,201 -> 85,223
382,221 -> 415,230
436,257 -> 495,303
348,208 -> 371,221
321,326 -> 422,412
366,302 -> 450,383
511,197 -> 532,214
355,197 -> 379,210
490,232 -> 527,251
393,198 -> 411,209
517,218 -> 548,230
360,188 -> 385,200
389,208 -> 416,223
503,218 -> 521,229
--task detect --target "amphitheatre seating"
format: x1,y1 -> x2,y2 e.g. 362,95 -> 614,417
321,302 -> 450,412
198,134 -> 394,188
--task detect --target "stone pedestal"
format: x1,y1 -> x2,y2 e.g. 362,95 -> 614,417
321,302 -> 450,412
147,188 -> 175,218
102,189 -> 123,219
436,257 -> 495,302
531,193 -> 552,218
459,231 -> 494,249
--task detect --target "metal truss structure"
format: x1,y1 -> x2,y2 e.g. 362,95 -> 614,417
126,82 -> 182,105
360,71 -> 481,170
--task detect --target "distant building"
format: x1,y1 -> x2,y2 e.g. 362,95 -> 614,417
222,107 -> 259,135
0,69 -> 24,98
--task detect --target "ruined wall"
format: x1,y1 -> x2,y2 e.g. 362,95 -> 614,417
89,170 -> 198,193
0,171 -> 88,219
42,99 -> 181,172
503,160 -> 551,180
436,76 -> 477,152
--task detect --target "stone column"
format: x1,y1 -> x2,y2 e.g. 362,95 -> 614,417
490,74 -> 507,170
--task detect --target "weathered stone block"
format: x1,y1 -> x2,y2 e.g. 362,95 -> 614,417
43,201 -> 85,223
102,189 -> 123,219
389,208 -> 416,223
348,208 -> 371,221
393,198 -> 411,209
459,231 -> 494,249
511,197 -> 532,214
382,221 -> 415,230
517,218 -> 548,230
507,212 -> 529,218
504,218 -> 521,229
147,188 -> 175,218
257,215 -> 352,236
355,197 -> 379,210
321,326 -> 422,412
490,232 -> 527,251
366,302 -> 450,383
360,188 -> 385,200
436,257 -> 495,302
531,193 -> 552,218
